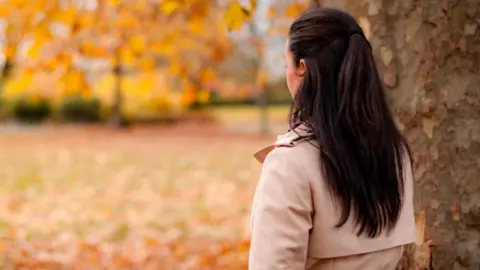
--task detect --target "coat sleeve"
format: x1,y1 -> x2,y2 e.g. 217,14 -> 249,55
249,147 -> 313,270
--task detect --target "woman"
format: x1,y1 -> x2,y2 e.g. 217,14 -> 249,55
249,7 -> 416,270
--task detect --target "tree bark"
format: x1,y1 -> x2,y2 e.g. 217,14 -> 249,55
249,23 -> 269,135
109,49 -> 127,128
108,1 -> 128,129
315,0 -> 480,269
257,86 -> 269,135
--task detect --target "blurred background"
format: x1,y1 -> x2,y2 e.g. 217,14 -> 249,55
0,0 -> 299,132
0,0 -> 478,269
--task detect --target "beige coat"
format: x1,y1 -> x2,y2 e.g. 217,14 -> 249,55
249,125 -> 416,270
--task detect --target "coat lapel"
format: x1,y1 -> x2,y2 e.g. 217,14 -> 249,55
253,124 -> 314,164
253,145 -> 275,164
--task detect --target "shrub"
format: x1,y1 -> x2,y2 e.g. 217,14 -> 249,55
12,96 -> 52,123
58,95 -> 102,123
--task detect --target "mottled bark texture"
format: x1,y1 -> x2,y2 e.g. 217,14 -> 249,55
317,0 -> 480,269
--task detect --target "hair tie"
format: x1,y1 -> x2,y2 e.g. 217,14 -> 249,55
347,29 -> 364,38
346,29 -> 372,50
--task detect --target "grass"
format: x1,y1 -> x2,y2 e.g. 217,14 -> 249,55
0,123 -> 275,269
212,105 -> 290,123
210,105 -> 290,135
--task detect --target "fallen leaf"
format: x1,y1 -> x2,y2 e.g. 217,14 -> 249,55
422,117 -> 438,139
415,210 -> 426,246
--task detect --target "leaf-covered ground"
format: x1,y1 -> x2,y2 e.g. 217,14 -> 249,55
0,122 -> 279,269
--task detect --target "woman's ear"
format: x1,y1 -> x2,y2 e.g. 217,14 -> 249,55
296,59 -> 306,76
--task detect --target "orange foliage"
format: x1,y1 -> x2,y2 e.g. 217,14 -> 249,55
0,0 -> 257,108
285,2 -> 308,18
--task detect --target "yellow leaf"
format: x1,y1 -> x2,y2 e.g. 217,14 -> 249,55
26,44 -> 41,59
93,74 -> 115,105
58,52 -> 72,67
267,6 -> 277,19
4,70 -> 34,97
4,47 -> 14,61
53,7 -> 76,25
422,117 -> 437,139
65,70 -> 89,92
181,87 -> 196,106
78,13 -> 96,28
358,17 -> 372,40
197,89 -> 211,104
120,48 -> 135,66
150,36 -> 176,55
45,57 -> 60,70
116,10 -> 138,28
138,57 -> 155,71
108,0 -> 120,6
237,0 -> 256,15
285,3 -> 306,18
188,18 -> 203,34
251,0 -> 258,11
199,68 -> 216,84
132,1 -> 148,13
0,4 -> 10,18
138,75 -> 154,93
129,35 -> 145,54
224,1 -> 249,31
81,88 -> 93,99
81,40 -> 96,55
168,61 -> 184,76
121,76 -> 136,94
160,0 -> 184,15
415,211 -> 426,246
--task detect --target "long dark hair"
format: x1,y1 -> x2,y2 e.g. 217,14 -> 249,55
288,7 -> 412,238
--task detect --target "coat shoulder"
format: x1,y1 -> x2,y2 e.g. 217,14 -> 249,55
265,139 -> 317,170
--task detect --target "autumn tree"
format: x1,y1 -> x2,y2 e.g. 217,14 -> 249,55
0,0 -> 255,126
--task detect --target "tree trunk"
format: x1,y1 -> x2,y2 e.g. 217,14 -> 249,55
109,49 -> 127,128
315,0 -> 480,269
1,60 -> 12,80
249,23 -> 269,135
108,1 -> 128,129
257,87 -> 269,135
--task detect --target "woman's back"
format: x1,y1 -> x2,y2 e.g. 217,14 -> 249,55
250,125 -> 416,269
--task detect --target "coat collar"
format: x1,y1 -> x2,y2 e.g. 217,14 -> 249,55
253,123 -> 313,164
